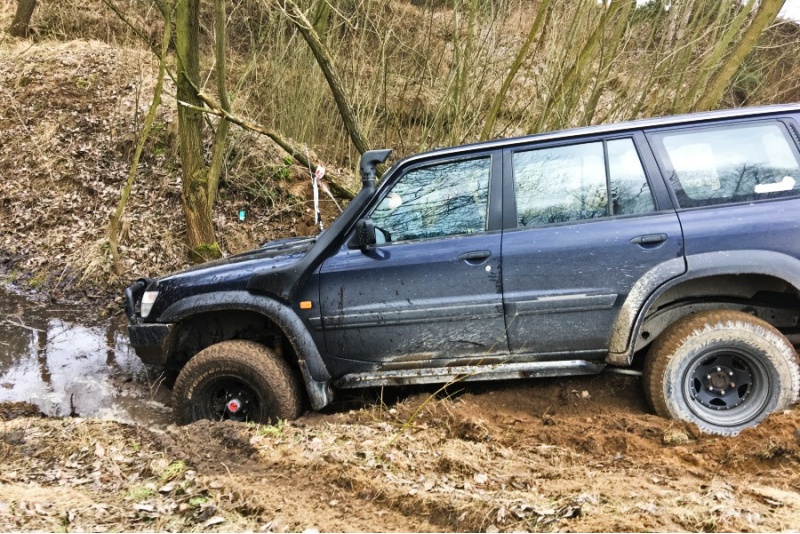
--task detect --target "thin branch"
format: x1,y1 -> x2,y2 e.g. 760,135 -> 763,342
107,1 -> 174,275
271,0 -> 371,155
181,96 -> 356,199
480,0 -> 552,141
695,0 -> 787,110
206,0 -> 232,207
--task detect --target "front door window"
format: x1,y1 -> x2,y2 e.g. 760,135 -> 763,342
318,154 -> 508,367
371,157 -> 491,242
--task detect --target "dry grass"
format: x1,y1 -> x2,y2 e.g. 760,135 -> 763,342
2,0 -> 800,296
16,0 -> 800,167
0,36 -> 332,297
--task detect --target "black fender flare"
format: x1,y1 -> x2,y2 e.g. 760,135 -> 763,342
159,291 -> 333,410
606,250 -> 800,366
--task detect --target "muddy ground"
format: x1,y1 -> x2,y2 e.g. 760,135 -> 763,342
2,4 -> 800,533
1,288 -> 799,533
2,374 -> 800,532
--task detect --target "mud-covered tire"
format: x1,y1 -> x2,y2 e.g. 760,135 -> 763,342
173,340 -> 302,425
644,310 -> 800,436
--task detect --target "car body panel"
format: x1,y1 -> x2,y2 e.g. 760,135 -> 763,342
122,104 -> 800,410
501,212 -> 684,354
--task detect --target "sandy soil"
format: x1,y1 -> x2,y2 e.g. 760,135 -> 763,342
2,375 -> 799,532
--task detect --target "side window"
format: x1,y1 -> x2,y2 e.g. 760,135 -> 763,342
652,122 -> 800,208
608,139 -> 658,215
512,138 -> 655,228
371,157 -> 490,243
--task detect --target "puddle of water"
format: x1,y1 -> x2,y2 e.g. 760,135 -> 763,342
0,287 -> 172,425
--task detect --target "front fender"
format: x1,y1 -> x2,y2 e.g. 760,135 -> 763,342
606,250 -> 800,366
159,291 -> 333,409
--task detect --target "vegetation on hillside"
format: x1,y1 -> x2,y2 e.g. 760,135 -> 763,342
2,5 -> 800,531
1,0 -> 799,296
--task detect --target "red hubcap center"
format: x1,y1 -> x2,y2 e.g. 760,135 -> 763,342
227,399 -> 241,413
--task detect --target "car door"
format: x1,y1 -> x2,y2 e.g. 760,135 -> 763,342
501,134 -> 685,356
318,152 -> 508,370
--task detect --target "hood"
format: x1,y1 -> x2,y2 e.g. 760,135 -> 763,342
149,237 -> 317,308
162,237 -> 315,278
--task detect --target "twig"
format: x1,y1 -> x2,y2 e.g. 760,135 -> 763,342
1,318 -> 44,333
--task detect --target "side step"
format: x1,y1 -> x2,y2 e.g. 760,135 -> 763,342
335,360 -> 606,389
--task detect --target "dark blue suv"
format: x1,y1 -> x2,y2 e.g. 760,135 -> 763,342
125,104 -> 800,435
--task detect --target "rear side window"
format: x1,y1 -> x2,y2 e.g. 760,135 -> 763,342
652,122 -> 800,208
512,138 -> 656,228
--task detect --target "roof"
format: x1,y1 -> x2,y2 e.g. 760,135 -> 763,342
396,103 -> 800,167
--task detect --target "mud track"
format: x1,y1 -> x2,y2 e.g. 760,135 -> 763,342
0,6 -> 798,532
2,374 -> 799,532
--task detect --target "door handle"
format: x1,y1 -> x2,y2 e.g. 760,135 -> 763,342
630,233 -> 668,245
458,250 -> 491,263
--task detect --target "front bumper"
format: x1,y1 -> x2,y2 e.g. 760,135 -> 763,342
124,278 -> 172,365
127,322 -> 174,366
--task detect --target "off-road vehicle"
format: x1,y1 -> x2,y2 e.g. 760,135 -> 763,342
125,104 -> 800,435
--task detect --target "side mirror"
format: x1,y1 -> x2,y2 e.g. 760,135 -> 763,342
353,219 -> 377,249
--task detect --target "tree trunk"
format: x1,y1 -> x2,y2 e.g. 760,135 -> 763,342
206,0 -> 231,207
581,0 -> 634,126
278,0 -> 371,155
694,0 -> 785,111
480,0 -> 551,141
679,0 -> 751,113
9,0 -> 36,37
532,2 -> 609,133
176,0 -> 220,261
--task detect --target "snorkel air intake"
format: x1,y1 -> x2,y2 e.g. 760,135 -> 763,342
248,148 -> 394,303
359,149 -> 392,191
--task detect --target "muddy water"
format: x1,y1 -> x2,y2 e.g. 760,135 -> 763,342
0,287 -> 171,425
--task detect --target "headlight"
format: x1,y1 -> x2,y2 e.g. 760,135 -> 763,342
140,291 -> 159,318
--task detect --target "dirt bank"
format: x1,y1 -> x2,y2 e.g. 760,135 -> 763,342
2,375 -> 799,532
0,35 -> 345,306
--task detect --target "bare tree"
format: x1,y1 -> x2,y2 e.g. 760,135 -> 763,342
173,0 -> 231,261
480,0 -> 552,141
272,0 -> 371,156
695,0 -> 786,111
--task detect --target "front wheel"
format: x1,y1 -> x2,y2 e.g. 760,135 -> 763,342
173,340 -> 302,425
644,310 -> 800,436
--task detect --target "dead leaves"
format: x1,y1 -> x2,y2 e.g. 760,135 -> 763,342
0,418 -> 234,531
0,37 -> 348,301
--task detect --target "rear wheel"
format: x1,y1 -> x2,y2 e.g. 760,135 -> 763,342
173,340 -> 302,424
644,310 -> 800,435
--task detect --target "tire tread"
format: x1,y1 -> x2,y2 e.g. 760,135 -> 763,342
643,310 -> 800,435
173,340 -> 302,424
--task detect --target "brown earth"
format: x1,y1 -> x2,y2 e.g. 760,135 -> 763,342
0,35 -> 347,306
2,375 -> 800,532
